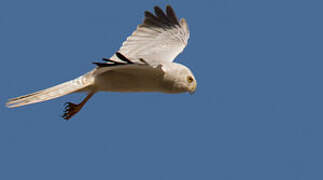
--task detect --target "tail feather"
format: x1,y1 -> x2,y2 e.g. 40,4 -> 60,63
6,75 -> 93,108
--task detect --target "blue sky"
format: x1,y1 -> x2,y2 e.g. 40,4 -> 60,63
1,0 -> 323,179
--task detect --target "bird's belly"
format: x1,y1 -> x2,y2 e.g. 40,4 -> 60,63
94,69 -> 163,92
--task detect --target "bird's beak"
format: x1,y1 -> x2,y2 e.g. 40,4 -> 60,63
189,82 -> 197,95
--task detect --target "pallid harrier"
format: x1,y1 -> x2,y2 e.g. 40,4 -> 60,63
6,5 -> 197,120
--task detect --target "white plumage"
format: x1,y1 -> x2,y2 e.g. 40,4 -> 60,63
6,5 -> 197,120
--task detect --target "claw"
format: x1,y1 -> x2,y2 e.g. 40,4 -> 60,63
62,102 -> 81,120
61,93 -> 95,120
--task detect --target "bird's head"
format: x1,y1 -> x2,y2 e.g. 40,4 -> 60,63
161,63 -> 197,94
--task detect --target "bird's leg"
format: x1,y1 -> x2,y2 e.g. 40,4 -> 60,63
62,92 -> 94,120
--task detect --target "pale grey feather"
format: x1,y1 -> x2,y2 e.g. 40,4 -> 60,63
6,73 -> 94,108
5,5 -> 196,118
109,5 -> 190,66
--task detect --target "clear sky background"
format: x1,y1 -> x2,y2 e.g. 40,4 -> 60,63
1,0 -> 322,179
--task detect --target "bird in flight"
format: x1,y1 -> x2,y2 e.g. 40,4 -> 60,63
6,5 -> 197,120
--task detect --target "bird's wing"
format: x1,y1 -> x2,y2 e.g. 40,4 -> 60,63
92,52 -> 154,75
109,5 -> 190,66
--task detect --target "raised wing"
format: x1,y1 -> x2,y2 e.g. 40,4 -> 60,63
110,5 -> 190,66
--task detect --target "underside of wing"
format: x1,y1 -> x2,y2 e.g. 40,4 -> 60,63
92,52 -> 152,75
109,5 -> 190,66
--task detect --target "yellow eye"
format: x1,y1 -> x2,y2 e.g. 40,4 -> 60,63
187,76 -> 194,83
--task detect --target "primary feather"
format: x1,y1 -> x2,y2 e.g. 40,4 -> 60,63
109,5 -> 190,66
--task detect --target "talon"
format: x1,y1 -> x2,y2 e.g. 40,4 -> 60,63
62,102 -> 81,120
61,92 -> 94,120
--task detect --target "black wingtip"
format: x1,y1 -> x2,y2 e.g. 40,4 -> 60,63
154,6 -> 162,11
92,62 -> 119,67
102,57 -> 111,62
165,5 -> 179,25
142,5 -> 179,28
93,53 -> 134,67
116,52 -> 134,64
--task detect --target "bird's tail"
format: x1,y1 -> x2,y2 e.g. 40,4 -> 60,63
6,74 -> 94,108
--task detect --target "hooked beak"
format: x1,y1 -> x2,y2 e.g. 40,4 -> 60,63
189,82 -> 197,95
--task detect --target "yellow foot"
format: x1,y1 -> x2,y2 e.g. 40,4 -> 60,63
62,102 -> 81,120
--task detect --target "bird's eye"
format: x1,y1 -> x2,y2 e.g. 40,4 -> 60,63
187,76 -> 194,83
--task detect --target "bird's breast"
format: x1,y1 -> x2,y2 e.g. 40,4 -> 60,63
94,66 -> 165,92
